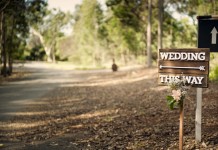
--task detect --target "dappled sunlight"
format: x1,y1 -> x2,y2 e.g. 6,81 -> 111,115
62,69 -> 157,87
63,75 -> 154,87
61,98 -> 84,103
10,100 -> 49,105
0,109 -> 117,131
0,66 -> 217,149
0,120 -> 47,130
1,111 -> 49,117
0,66 -> 186,149
68,109 -> 117,120
70,124 -> 84,129
7,78 -> 80,85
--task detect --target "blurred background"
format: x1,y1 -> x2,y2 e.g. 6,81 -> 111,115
1,0 -> 218,80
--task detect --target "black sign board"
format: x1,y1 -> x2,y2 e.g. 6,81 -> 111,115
198,16 -> 218,52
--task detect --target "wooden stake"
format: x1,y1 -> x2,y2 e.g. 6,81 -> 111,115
179,101 -> 184,150
195,88 -> 202,142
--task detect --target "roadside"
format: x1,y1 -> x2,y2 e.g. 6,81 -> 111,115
0,62 -> 217,149
0,61 -> 144,121
0,62 -> 64,121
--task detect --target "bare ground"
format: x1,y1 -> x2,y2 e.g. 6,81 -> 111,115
0,67 -> 218,150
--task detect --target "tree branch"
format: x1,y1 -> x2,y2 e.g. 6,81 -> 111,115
0,0 -> 11,13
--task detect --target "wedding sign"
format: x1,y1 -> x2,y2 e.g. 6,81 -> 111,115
158,48 -> 210,88
158,48 -> 210,150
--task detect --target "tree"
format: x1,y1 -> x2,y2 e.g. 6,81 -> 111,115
31,9 -> 72,62
147,0 -> 152,67
5,0 -> 27,75
0,0 -> 26,76
105,0 -> 148,64
158,0 -> 163,50
0,0 -> 47,76
66,0 -> 212,68
0,0 -> 11,76
71,0 -> 105,66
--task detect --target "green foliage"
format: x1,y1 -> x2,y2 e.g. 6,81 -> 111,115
42,9 -> 69,43
28,8 -> 73,62
210,65 -> 218,81
2,0 -> 217,69
163,16 -> 197,48
0,0 -> 47,59
67,0 -> 201,67
69,0 -> 106,66
26,0 -> 47,28
180,0 -> 218,16
166,96 -> 176,110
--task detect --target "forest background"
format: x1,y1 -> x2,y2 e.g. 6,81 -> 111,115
1,0 -> 218,80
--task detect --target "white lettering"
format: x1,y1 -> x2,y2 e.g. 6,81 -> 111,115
189,53 -> 198,60
198,52 -> 205,61
175,76 -> 180,80
160,52 -> 169,60
165,76 -> 172,82
191,77 -> 198,84
183,76 -> 192,83
159,75 -> 166,83
175,53 -> 181,60
160,75 -> 205,85
196,77 -> 204,84
159,52 -> 206,61
169,53 -> 174,60
181,53 -> 188,60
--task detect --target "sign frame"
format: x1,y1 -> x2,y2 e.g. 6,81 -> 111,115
198,15 -> 218,52
158,48 -> 210,88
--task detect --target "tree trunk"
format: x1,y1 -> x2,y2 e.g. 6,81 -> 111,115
211,0 -> 216,14
8,15 -> 15,75
1,11 -> 7,77
0,0 -> 10,13
52,46 -> 56,63
1,1 -> 13,76
30,28 -> 53,62
158,0 -> 163,50
147,0 -> 152,67
45,46 -> 52,62
0,11 -> 3,75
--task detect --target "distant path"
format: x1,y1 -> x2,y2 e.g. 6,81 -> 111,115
0,62 -> 69,120
0,62 -> 104,121
0,62 -> 142,121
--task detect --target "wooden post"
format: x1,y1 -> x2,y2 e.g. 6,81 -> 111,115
179,101 -> 184,150
195,88 -> 202,142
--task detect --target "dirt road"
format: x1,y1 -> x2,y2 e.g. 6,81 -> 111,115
0,62 -> 217,150
0,62 -> 121,121
0,62 -> 141,121
0,62 -> 73,120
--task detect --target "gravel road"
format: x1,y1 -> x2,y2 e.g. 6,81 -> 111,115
0,62 -> 139,121
0,62 -> 107,121
0,62 -> 217,150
